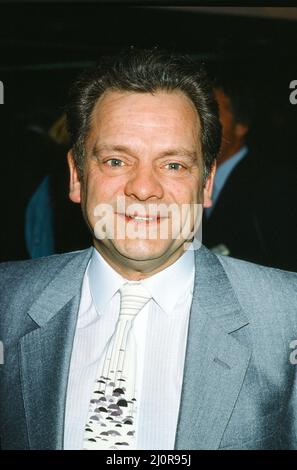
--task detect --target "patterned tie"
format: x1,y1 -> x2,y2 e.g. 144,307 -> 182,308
83,282 -> 151,450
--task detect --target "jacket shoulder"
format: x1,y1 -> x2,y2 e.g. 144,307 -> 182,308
217,254 -> 297,330
0,250 -> 91,288
0,249 -> 92,340
217,254 -> 297,288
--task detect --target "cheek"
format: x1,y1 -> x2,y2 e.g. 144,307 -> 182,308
165,177 -> 200,203
85,172 -> 126,205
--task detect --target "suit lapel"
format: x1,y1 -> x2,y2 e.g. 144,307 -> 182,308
175,246 -> 251,450
19,248 -> 92,449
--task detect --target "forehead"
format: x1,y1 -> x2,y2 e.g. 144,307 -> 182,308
87,89 -> 201,148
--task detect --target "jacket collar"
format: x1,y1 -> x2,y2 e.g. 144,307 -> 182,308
20,248 -> 93,449
175,245 -> 250,449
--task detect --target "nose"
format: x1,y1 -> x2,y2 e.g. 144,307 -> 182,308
124,165 -> 164,201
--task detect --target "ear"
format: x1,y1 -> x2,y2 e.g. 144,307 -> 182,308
67,150 -> 81,204
203,162 -> 216,208
235,122 -> 249,139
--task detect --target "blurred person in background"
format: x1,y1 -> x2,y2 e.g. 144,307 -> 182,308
203,74 -> 297,271
0,109 -> 90,263
25,113 -> 90,258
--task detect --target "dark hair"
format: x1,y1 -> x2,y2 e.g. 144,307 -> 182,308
66,48 -> 221,183
214,73 -> 255,127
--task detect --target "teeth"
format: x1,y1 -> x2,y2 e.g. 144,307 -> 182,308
128,215 -> 156,221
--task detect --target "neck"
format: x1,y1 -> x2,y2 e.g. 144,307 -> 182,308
93,240 -> 188,280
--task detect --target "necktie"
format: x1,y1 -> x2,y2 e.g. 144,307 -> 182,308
83,281 -> 151,450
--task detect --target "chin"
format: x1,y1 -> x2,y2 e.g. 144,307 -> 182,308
112,238 -> 176,262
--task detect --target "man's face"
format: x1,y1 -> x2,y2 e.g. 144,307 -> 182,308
68,90 -> 214,278
214,88 -> 248,164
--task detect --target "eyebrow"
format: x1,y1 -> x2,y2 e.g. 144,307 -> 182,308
92,144 -> 133,156
159,148 -> 198,162
92,144 -> 198,161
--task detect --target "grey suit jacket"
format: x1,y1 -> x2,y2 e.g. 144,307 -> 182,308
0,245 -> 297,450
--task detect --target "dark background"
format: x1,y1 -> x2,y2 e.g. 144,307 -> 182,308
1,3 -> 297,261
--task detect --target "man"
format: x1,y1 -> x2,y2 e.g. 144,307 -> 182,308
203,76 -> 297,271
0,49 -> 297,450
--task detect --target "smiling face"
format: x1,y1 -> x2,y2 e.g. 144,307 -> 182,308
68,90 -> 215,279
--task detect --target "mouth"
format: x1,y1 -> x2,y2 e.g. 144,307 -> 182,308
116,213 -> 166,224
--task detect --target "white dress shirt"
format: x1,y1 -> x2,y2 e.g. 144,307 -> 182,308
64,246 -> 195,450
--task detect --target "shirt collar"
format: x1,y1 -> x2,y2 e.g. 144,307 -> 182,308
88,248 -> 125,315
88,245 -> 195,316
141,246 -> 195,314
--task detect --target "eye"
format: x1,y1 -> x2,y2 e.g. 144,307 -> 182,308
105,158 -> 125,167
165,162 -> 184,171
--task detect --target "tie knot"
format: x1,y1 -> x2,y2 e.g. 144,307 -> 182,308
119,282 -> 152,318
